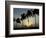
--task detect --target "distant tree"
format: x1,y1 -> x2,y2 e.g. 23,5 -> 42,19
21,13 -> 26,19
33,9 -> 39,15
16,18 -> 21,23
26,10 -> 32,25
26,10 -> 32,17
33,9 -> 39,26
21,13 -> 26,25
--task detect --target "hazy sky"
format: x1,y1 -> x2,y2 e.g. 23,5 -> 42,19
13,8 -> 32,19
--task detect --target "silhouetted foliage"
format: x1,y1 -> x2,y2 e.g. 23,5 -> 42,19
33,9 -> 39,15
26,10 -> 32,17
20,13 -> 26,25
15,9 -> 39,26
21,13 -> 26,20
16,18 -> 21,23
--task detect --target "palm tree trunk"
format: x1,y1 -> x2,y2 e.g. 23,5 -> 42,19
22,20 -> 23,26
28,18 -> 29,25
35,14 -> 36,27
22,20 -> 23,25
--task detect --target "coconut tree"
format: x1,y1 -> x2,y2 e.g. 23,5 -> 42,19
15,18 -> 21,28
26,10 -> 32,17
21,13 -> 26,25
33,9 -> 39,27
16,18 -> 21,23
26,10 -> 32,25
33,9 -> 39,15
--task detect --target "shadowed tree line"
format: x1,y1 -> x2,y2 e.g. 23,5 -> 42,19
13,9 -> 39,27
